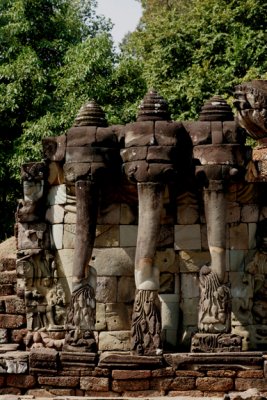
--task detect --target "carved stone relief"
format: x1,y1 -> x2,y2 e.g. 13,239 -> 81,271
198,265 -> 231,333
131,289 -> 162,355
191,332 -> 242,353
14,80 -> 267,357
191,96 -> 248,351
17,162 -> 47,223
60,101 -> 121,351
234,80 -> 267,140
246,251 -> 267,325
17,251 -> 67,332
122,90 -> 193,355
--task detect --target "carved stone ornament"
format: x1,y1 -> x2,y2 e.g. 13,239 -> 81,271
131,289 -> 162,355
137,89 -> 170,121
122,90 -> 193,355
14,82 -> 263,361
16,250 -> 66,332
192,97 -> 248,350
246,251 -> 267,325
16,181 -> 45,223
65,284 -> 95,331
64,329 -> 96,353
16,162 -> 47,223
64,283 -> 96,353
198,265 -> 231,333
63,101 -> 119,352
21,162 -> 47,181
234,79 -> 267,140
73,100 -> 107,127
191,333 -> 242,353
199,95 -> 234,122
25,331 -> 65,351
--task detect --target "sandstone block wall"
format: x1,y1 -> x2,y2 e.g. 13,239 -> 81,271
12,155 -> 265,351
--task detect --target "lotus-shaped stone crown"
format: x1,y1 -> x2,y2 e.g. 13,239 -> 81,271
73,100 -> 107,127
137,89 -> 170,121
199,95 -> 234,121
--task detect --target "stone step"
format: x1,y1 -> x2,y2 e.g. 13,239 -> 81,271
0,295 -> 26,315
0,257 -> 16,272
0,271 -> 17,285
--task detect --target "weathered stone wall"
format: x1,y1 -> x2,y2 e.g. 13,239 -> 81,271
0,255 -> 27,349
44,169 -> 183,351
0,180 -> 267,351
3,83 -> 267,396
13,156 -> 267,352
4,119 -> 267,354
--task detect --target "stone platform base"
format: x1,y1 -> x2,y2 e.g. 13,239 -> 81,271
0,392 -> 263,400
0,348 -> 267,397
0,396 -> 220,400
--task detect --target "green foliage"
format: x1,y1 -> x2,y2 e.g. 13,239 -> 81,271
3,0 -> 266,241
126,0 -> 267,119
0,0 -> 82,239
105,56 -> 147,124
0,0 -> 145,240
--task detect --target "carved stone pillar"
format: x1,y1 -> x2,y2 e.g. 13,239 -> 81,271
122,90 -> 192,355
234,80 -> 267,141
135,183 -> 163,291
199,181 -> 231,334
72,180 -> 98,289
233,81 -> 267,349
62,101 -> 120,352
42,101 -> 122,352
64,180 -> 98,343
204,182 -> 226,283
132,182 -> 163,355
191,96 -> 246,352
16,162 -> 68,341
17,162 -> 47,224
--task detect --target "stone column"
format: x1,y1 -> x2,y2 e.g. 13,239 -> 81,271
72,180 -> 98,288
64,180 -> 98,347
204,181 -> 226,283
16,162 -> 61,334
132,182 -> 164,355
135,183 -> 163,290
63,101 -> 120,352
122,89 -> 192,355
198,180 -> 231,334
190,96 -> 246,352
